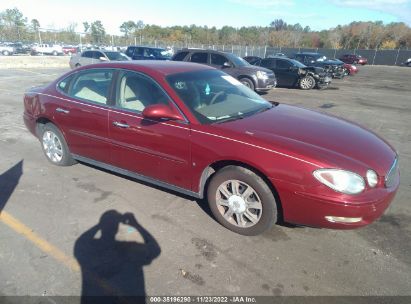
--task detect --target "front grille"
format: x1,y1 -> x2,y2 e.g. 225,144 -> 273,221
385,158 -> 399,188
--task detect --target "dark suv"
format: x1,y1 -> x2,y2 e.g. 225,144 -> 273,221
172,49 -> 276,92
125,46 -> 171,60
245,56 -> 331,90
293,52 -> 345,79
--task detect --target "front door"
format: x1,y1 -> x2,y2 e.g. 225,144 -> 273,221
108,70 -> 192,190
275,59 -> 298,86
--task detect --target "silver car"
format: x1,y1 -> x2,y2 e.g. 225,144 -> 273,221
69,50 -> 130,69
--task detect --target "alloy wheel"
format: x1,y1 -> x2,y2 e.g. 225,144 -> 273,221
42,131 -> 64,163
215,180 -> 262,228
300,77 -> 314,89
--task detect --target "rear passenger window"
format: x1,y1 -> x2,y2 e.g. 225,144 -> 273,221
68,70 -> 113,104
125,47 -> 135,57
173,51 -> 189,61
82,51 -> 93,58
261,59 -> 276,69
190,52 -> 208,64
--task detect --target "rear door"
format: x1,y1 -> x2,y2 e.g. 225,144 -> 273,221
108,70 -> 192,190
54,68 -> 114,163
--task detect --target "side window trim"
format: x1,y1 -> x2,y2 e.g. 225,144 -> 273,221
111,68 -> 188,123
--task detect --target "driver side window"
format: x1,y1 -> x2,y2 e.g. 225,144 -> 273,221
116,71 -> 169,113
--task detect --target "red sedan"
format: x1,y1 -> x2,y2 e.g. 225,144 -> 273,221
23,61 -> 399,235
340,54 -> 368,65
343,63 -> 358,75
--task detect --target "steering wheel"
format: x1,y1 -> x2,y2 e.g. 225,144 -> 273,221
210,91 -> 225,104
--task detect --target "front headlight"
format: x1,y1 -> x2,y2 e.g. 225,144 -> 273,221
313,169 -> 365,195
256,71 -> 269,80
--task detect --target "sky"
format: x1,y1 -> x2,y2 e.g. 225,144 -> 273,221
1,0 -> 411,34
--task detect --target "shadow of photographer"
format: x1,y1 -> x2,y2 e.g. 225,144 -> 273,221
0,160 -> 23,214
74,210 -> 161,303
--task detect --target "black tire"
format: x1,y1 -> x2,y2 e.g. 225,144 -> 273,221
299,75 -> 315,90
39,123 -> 76,166
3,50 -> 10,56
75,63 -> 81,68
239,77 -> 255,91
207,166 -> 277,236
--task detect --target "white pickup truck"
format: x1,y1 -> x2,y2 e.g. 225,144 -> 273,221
0,44 -> 15,56
31,44 -> 63,56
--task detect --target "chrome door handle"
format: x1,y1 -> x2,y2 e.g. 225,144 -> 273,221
113,121 -> 129,128
56,108 -> 69,114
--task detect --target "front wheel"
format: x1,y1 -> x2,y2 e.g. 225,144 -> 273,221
40,123 -> 75,166
52,51 -> 58,56
207,166 -> 277,236
3,50 -> 10,56
299,75 -> 315,90
239,78 -> 255,91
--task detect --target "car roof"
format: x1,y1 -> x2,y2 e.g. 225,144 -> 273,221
76,61 -> 215,76
265,56 -> 291,60
127,46 -> 165,50
179,48 -> 233,55
296,52 -> 322,55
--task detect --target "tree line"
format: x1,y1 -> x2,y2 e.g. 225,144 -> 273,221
1,7 -> 411,49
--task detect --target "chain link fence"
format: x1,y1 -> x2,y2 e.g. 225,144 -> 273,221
150,42 -> 411,66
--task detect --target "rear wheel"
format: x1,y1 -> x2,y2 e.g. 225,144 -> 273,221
299,75 -> 315,90
3,50 -> 10,56
239,78 -> 255,91
52,51 -> 58,56
207,166 -> 277,236
75,63 -> 81,68
40,123 -> 75,166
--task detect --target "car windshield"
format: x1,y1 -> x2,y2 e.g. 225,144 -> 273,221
104,51 -> 130,61
226,53 -> 250,67
166,70 -> 272,124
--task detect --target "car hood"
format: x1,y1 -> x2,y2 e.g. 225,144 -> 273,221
214,104 -> 396,175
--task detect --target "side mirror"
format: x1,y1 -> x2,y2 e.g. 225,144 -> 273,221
99,56 -> 108,61
222,62 -> 231,68
142,104 -> 183,121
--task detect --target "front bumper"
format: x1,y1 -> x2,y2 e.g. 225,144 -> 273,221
271,175 -> 399,229
316,75 -> 332,88
255,77 -> 277,92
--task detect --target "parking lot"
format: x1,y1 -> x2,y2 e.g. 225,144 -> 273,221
0,65 -> 410,297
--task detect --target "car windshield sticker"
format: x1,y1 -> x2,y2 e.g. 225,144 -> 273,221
222,75 -> 241,86
205,83 -> 211,95
175,81 -> 186,90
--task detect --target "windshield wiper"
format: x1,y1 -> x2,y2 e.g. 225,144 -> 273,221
214,115 -> 245,124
